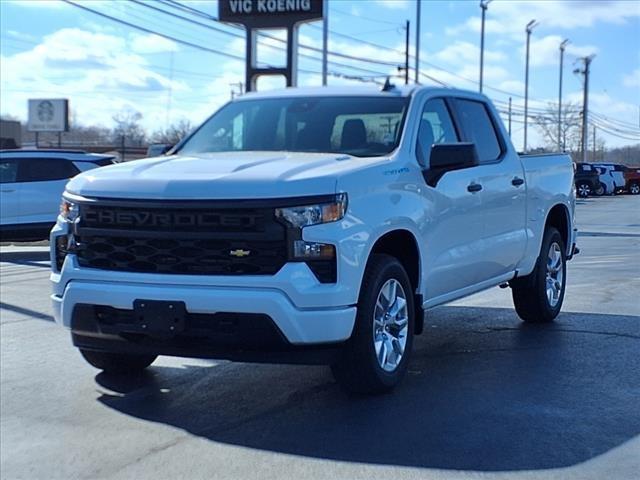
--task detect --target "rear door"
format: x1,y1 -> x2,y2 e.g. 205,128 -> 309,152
0,158 -> 20,225
17,158 -> 79,225
452,98 -> 527,281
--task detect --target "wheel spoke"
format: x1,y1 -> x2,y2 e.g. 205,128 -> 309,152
388,296 -> 407,317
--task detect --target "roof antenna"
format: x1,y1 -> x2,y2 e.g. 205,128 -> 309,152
381,76 -> 395,92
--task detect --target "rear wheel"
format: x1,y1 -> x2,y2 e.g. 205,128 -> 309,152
331,254 -> 414,394
79,349 -> 157,374
576,181 -> 591,198
511,227 -> 566,323
630,183 -> 640,195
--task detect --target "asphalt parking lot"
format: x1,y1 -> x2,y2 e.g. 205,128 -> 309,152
1,195 -> 639,480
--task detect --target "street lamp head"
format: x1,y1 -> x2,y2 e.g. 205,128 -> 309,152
560,39 -> 570,51
480,0 -> 493,9
526,19 -> 539,33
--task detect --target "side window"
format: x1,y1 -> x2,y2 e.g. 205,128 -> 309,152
0,159 -> 18,183
417,98 -> 458,165
455,99 -> 502,163
18,159 -> 79,182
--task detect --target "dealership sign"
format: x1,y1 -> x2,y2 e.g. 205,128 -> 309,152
27,99 -> 69,132
219,0 -> 323,27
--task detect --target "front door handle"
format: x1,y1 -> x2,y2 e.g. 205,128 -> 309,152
511,177 -> 525,187
467,183 -> 483,193
1,189 -> 15,193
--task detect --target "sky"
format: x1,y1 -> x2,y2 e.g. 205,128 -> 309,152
1,0 -> 639,151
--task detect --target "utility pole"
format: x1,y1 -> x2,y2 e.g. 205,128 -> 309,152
415,1 -> 421,83
404,20 -> 410,84
592,125 -> 596,162
479,0 -> 492,93
508,97 -> 512,136
558,39 -> 569,151
524,19 -> 538,153
322,0 -> 328,86
576,55 -> 595,163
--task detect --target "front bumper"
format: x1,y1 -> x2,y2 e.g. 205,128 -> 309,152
51,278 -> 356,346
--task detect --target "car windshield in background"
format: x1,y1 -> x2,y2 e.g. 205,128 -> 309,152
178,96 -> 409,158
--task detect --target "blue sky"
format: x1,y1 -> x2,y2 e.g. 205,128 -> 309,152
1,0 -> 639,150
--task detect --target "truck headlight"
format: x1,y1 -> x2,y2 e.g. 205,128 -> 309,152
59,198 -> 79,222
275,193 -> 347,228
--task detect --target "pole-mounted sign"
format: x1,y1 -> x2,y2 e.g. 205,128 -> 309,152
218,0 -> 324,92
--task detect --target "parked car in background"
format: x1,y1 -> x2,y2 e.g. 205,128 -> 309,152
0,149 -> 116,241
574,162 -> 600,197
593,165 -> 616,196
623,166 -> 640,195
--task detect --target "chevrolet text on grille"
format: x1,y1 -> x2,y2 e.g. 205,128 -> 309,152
84,210 -> 262,228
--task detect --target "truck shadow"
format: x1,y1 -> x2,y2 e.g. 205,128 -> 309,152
95,306 -> 640,472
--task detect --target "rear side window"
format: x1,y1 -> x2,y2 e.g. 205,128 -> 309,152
455,99 -> 502,163
0,159 -> 18,183
18,158 -> 79,182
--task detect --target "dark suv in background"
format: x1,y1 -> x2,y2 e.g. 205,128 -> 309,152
574,162 -> 600,198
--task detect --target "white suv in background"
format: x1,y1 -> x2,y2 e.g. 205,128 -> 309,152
0,149 -> 115,241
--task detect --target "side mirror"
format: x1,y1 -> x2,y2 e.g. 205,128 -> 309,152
423,143 -> 479,187
146,143 -> 173,157
429,143 -> 479,170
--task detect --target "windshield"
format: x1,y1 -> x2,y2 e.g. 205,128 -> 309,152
178,96 -> 409,158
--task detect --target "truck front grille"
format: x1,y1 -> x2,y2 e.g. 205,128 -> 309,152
74,201 -> 287,276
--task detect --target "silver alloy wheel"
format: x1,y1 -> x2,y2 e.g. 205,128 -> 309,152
373,279 -> 409,372
546,242 -> 564,308
630,184 -> 640,195
577,183 -> 590,197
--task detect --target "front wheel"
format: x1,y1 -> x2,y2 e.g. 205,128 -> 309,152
594,183 -> 606,196
80,349 -> 157,374
576,181 -> 591,198
629,183 -> 640,195
510,227 -> 566,323
331,254 -> 414,394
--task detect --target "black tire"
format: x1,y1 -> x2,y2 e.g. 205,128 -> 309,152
630,183 -> 640,195
331,254 -> 415,394
576,181 -> 591,198
79,349 -> 157,374
511,227 -> 566,323
594,182 -> 606,196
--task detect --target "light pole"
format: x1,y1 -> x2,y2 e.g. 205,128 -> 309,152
479,0 -> 492,93
524,19 -> 539,153
558,39 -> 569,151
415,0 -> 421,83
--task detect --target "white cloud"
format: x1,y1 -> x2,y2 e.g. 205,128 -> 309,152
446,0 -> 640,37
433,41 -> 506,65
375,0 -> 409,10
130,34 -> 179,54
0,28 -> 192,131
525,35 -> 598,68
623,68 -> 640,88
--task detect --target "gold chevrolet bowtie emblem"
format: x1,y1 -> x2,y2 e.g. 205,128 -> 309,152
229,249 -> 251,258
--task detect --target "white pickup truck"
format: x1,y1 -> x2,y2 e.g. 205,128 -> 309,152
51,85 -> 577,394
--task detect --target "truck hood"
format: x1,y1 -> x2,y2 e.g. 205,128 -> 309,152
67,151 -> 369,200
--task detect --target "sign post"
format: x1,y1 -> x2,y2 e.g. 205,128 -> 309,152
218,0 -> 324,92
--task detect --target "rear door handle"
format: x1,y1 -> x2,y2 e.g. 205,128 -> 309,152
1,189 -> 15,193
467,183 -> 483,193
511,177 -> 525,187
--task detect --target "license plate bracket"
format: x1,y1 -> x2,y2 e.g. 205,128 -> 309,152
133,300 -> 186,334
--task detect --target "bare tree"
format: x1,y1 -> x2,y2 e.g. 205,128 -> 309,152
112,108 -> 146,146
533,101 -> 582,153
151,119 -> 194,145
